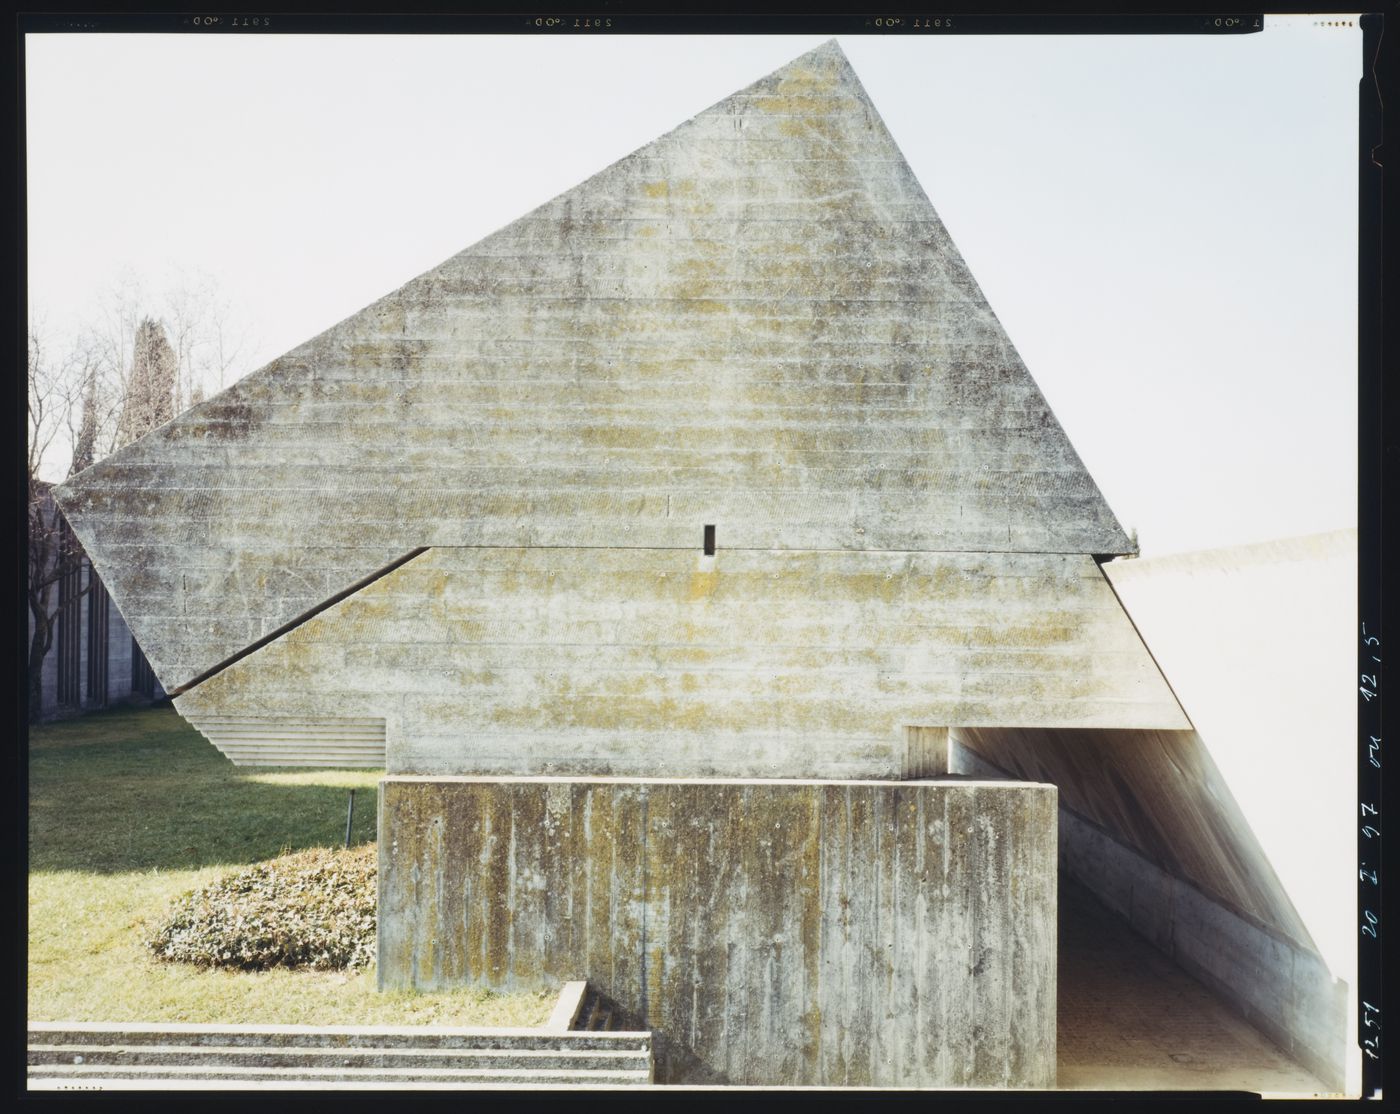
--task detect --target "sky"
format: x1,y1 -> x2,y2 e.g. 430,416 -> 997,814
25,17 -> 1364,557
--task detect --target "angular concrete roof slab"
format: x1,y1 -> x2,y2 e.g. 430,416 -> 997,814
56,41 -> 1133,691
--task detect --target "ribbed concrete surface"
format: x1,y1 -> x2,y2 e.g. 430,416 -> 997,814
190,714 -> 386,767
175,547 -> 1186,778
53,40 -> 1132,693
954,726 -> 1303,945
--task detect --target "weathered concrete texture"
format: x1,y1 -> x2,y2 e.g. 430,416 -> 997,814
174,546 -> 1187,776
377,776 -> 1058,1087
53,40 -> 1132,692
951,738 -> 1347,1093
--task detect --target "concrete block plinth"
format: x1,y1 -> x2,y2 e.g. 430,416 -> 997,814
378,776 -> 1057,1087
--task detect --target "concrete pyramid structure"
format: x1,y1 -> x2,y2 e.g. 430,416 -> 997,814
47,43 -> 1351,1092
62,44 -> 1128,673
56,41 -> 1186,775
51,41 -> 1238,1088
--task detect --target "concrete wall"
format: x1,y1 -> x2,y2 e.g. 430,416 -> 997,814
174,546 -> 1186,775
50,41 -> 1216,1089
186,715 -> 386,767
952,729 -> 1349,1092
1106,532 -> 1359,1093
378,775 -> 1058,1087
1058,809 -> 1348,1090
55,41 -> 1135,695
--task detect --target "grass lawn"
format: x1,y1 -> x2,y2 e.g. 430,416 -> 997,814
28,704 -> 553,1027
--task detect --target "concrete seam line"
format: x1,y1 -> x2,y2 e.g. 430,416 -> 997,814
1092,558 -> 1194,730
166,546 -> 431,697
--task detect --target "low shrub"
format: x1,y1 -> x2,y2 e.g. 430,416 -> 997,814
147,844 -> 376,971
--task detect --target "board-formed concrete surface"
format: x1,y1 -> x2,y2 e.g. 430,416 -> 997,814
53,40 -> 1137,694
175,546 -> 1186,775
46,41 -> 1210,1092
378,776 -> 1058,1087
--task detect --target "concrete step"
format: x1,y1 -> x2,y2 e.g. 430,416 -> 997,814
29,1022 -> 650,1052
28,1062 -> 652,1085
29,1078 -> 647,1091
27,1020 -> 654,1088
29,1043 -> 651,1072
576,986 -> 625,1031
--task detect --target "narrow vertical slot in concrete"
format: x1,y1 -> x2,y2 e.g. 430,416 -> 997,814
703,525 -> 716,555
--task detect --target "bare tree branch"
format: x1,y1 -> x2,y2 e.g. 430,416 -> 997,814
26,276 -> 251,722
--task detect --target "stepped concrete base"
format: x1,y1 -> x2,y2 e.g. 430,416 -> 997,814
28,1081 -> 649,1091
27,1022 -> 652,1089
378,776 -> 1058,1087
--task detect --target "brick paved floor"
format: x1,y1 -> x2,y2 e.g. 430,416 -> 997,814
1058,877 -> 1335,1095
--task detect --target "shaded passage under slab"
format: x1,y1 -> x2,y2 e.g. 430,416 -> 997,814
1057,878 -> 1332,1095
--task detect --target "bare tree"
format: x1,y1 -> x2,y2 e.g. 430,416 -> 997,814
165,268 -> 252,409
27,284 -> 250,722
28,315 -> 179,722
33,272 -> 256,482
27,321 -> 105,722
115,317 -> 177,445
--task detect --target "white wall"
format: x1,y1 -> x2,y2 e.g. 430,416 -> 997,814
1104,530 -> 1359,1092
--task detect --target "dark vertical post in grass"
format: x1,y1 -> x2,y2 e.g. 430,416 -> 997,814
344,789 -> 356,849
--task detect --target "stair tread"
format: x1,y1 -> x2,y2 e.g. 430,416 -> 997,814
32,1062 -> 650,1079
30,1044 -> 647,1063
29,1022 -> 648,1039
29,1079 -> 652,1090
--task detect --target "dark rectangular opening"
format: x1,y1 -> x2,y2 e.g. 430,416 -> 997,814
704,524 -> 716,555
86,572 -> 109,707
133,638 -> 156,698
55,527 -> 82,708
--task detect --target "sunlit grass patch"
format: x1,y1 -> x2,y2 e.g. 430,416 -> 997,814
28,705 -> 553,1028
